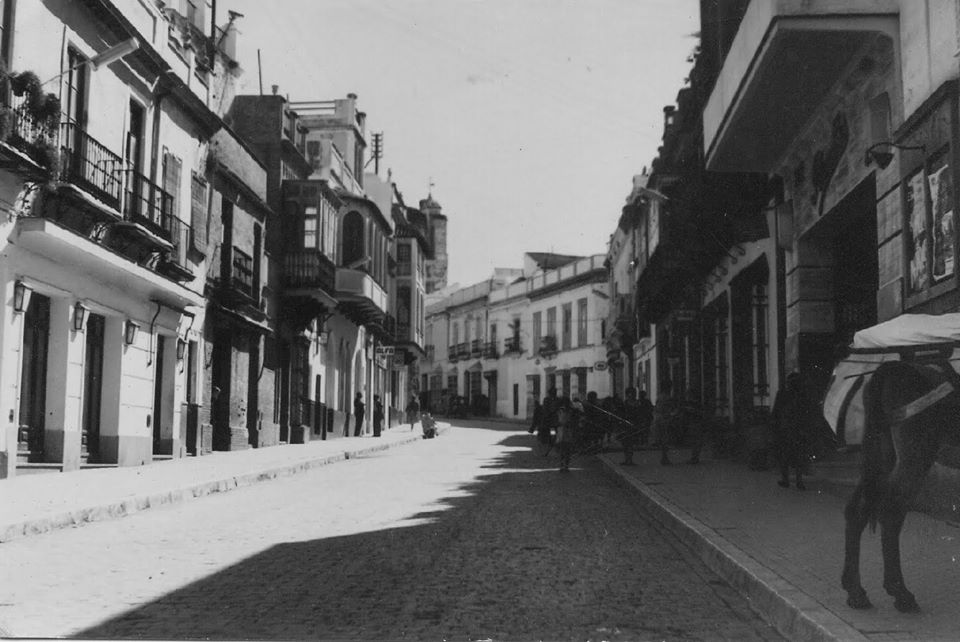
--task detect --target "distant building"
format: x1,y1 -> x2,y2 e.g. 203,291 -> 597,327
419,253 -> 610,419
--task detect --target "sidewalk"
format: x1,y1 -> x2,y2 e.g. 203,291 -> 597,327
0,422 -> 447,543
599,449 -> 960,642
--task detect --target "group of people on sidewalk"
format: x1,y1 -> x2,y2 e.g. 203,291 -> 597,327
527,373 -> 822,487
528,383 -> 704,471
344,392 -> 428,438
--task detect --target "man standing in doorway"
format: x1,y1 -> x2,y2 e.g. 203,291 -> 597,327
353,392 -> 365,436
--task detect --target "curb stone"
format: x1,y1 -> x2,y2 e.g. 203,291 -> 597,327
599,457 -> 868,642
0,424 -> 449,544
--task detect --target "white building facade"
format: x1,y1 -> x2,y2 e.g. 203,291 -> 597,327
420,254 -> 610,420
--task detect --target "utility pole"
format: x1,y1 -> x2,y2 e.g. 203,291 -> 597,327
370,132 -> 383,175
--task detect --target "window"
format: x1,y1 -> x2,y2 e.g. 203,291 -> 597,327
451,320 -> 459,347
561,303 -> 572,350
752,284 -> 769,405
577,298 -> 588,346
190,171 -> 207,250
546,307 -> 557,339
716,314 -> 729,412
63,47 -> 87,128
303,206 -> 318,249
321,196 -> 337,261
341,211 -> 364,267
397,242 -> 411,276
447,373 -> 458,395
162,151 -> 182,220
0,0 -> 14,64
532,311 -> 542,350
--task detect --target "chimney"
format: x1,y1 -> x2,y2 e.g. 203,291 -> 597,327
271,84 -> 279,95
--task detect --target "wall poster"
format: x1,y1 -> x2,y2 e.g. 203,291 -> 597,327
906,168 -> 929,294
928,150 -> 955,283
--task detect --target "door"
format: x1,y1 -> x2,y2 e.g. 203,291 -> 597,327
152,335 -> 166,453
81,313 -> 105,461
211,330 -> 232,450
525,374 -> 540,419
247,334 -> 260,447
18,293 -> 50,462
125,100 -> 145,219
512,383 -> 519,416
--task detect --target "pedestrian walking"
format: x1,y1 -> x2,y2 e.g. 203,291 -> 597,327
653,381 -> 682,465
620,387 -> 654,465
406,394 -> 421,431
529,399 -> 543,434
538,388 -> 560,456
679,391 -> 704,465
353,392 -> 365,437
556,400 -> 577,471
372,395 -> 384,437
771,371 -> 812,490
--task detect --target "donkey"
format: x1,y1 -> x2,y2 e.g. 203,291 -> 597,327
841,358 -> 960,612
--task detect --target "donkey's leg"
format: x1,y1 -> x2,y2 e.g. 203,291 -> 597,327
879,501 -> 919,612
842,484 -> 873,609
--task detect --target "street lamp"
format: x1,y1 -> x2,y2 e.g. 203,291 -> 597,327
73,301 -> 88,332
124,319 -> 140,345
864,142 -> 926,169
41,38 -> 140,85
12,280 -> 31,313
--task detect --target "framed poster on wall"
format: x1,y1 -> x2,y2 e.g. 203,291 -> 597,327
898,80 -> 960,310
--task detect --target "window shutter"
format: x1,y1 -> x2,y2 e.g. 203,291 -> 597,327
190,171 -> 208,251
162,152 -> 182,221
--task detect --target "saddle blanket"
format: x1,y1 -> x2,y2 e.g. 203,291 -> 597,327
823,314 -> 960,445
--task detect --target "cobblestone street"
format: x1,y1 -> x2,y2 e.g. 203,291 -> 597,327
0,421 -> 782,641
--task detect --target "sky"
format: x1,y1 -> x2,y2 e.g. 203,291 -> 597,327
220,0 -> 701,287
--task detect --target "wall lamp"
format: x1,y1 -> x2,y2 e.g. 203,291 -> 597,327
864,142 -> 926,170
12,280 -> 31,313
73,302 -> 88,332
124,319 -> 140,345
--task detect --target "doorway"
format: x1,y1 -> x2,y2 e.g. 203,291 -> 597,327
81,313 -> 105,462
247,334 -> 260,448
18,293 -> 50,462
152,335 -> 166,454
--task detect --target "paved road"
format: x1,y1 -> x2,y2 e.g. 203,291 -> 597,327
0,421 -> 783,641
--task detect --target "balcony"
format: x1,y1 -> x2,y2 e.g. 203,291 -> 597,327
231,247 -> 256,300
283,249 -> 336,296
456,342 -> 470,359
335,267 -> 387,323
470,339 -> 482,357
702,1 -> 898,172
482,341 -> 499,359
60,122 -> 124,208
538,335 -> 558,356
503,336 -> 522,354
448,345 -> 459,362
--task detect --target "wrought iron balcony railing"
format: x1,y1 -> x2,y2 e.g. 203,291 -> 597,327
231,246 -> 255,299
482,341 -> 499,359
122,169 -> 174,238
59,122 -> 124,208
504,336 -> 522,354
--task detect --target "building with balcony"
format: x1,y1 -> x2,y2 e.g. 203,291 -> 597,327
392,187 -> 430,408
420,253 -> 610,419
0,0 -> 242,477
201,126 -> 273,453
231,91 -> 402,439
700,0 -> 960,421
